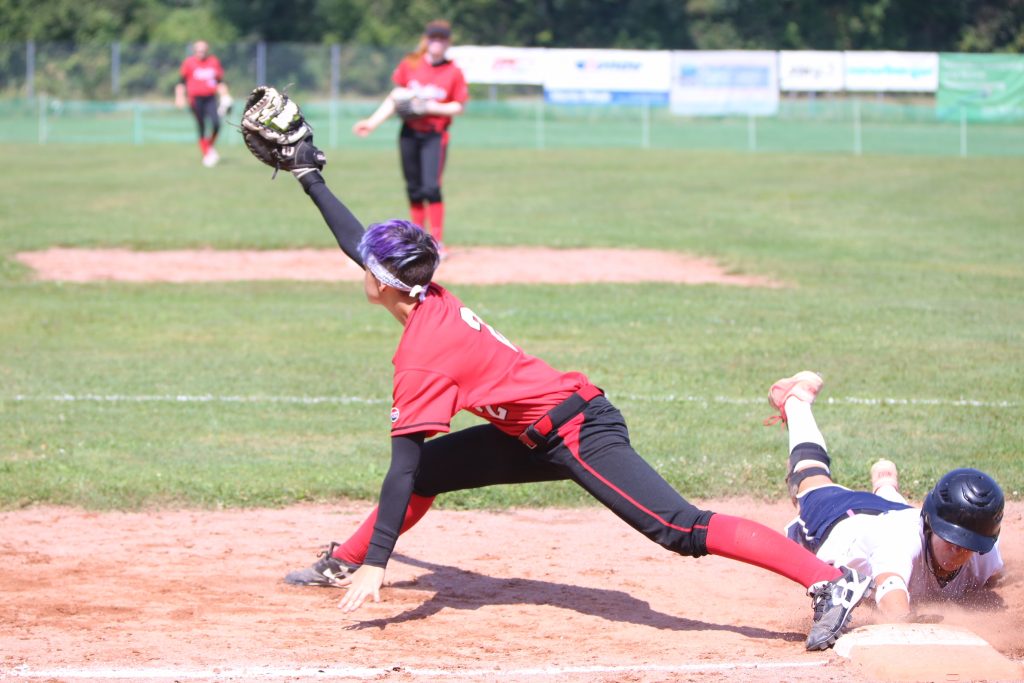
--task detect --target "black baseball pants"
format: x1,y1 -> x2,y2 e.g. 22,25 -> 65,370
398,125 -> 447,204
411,397 -> 714,558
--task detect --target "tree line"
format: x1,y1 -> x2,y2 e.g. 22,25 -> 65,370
1,0 -> 1021,53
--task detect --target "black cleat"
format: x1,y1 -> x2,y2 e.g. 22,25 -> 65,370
284,542 -> 359,587
806,566 -> 873,650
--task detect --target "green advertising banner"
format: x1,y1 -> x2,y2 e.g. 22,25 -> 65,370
938,53 -> 1024,122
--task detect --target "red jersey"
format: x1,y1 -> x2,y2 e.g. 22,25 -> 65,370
179,55 -> 223,99
390,284 -> 589,438
392,57 -> 469,133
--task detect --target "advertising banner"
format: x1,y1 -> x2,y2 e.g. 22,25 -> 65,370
542,48 -> 671,105
843,51 -> 938,92
670,51 -> 778,116
778,51 -> 844,92
937,53 -> 1024,121
446,45 -> 548,85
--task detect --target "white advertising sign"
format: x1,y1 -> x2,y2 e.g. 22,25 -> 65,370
778,51 -> 844,92
670,51 -> 779,116
543,48 -> 672,91
843,51 -> 939,92
542,48 -> 672,104
446,45 -> 548,85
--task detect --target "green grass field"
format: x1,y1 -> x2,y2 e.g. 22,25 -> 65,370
1,143 -> 1021,510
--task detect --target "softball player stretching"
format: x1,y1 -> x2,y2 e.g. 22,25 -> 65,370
353,20 -> 468,255
261,150 -> 873,651
771,371 -> 1004,619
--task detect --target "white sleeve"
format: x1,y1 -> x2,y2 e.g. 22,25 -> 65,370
970,542 -> 1004,585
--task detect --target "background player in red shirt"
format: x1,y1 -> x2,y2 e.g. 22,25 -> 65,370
175,40 -> 232,167
353,20 -> 468,256
246,125 -> 871,650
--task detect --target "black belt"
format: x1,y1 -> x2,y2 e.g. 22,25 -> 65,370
517,384 -> 603,450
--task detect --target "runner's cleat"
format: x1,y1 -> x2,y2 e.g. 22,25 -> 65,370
765,371 -> 824,426
805,566 -> 873,650
202,147 -> 220,167
870,458 -> 900,495
284,542 -> 359,587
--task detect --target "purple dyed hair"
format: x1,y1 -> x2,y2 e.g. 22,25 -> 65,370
358,219 -> 440,287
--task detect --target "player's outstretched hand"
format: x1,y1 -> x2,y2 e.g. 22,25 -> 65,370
338,565 -> 385,613
352,119 -> 374,137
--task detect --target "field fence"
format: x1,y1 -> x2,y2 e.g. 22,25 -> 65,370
1,41 -> 1022,156
0,42 -> 403,100
2,96 -> 1022,157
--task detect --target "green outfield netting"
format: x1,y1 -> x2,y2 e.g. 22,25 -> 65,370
1,97 -> 1022,157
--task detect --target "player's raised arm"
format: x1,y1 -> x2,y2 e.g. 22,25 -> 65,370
296,169 -> 365,268
240,86 -> 365,267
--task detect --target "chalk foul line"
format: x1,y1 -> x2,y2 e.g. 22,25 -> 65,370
1,660 -> 827,680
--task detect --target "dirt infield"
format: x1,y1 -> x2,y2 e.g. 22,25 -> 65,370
2,500 -> 1021,682
6,250 -> 1019,680
14,247 -> 784,287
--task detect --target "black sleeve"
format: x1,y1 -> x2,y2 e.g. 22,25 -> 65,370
296,171 -> 365,268
363,433 -> 425,568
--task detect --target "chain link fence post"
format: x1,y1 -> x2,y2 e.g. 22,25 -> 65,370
112,42 -> 121,97
255,42 -> 266,86
26,40 -> 35,99
960,107 -> 968,158
853,98 -> 862,156
330,43 -> 340,148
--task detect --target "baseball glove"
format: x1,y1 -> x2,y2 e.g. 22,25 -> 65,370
390,87 -> 427,120
217,93 -> 233,118
240,86 -> 326,177
242,86 -> 310,144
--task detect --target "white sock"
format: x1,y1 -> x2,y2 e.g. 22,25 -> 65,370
874,485 -> 907,504
785,397 -> 826,454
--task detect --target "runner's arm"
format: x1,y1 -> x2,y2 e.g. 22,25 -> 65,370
873,571 -> 911,618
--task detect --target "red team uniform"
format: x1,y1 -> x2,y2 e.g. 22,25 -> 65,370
179,52 -> 225,161
392,58 -> 468,135
356,277 -> 733,572
391,284 -> 587,439
279,157 -> 872,649
179,54 -> 223,101
391,57 -> 468,244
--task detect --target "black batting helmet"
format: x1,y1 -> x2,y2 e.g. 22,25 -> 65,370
922,468 -> 1003,554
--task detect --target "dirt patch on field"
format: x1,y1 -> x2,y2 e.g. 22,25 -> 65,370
1,500 -> 1021,682
14,247 -> 784,287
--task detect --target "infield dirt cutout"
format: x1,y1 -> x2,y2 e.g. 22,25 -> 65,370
2,501 -> 1021,682
14,247 -> 784,287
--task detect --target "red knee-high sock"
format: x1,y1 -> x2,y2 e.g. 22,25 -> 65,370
409,202 -> 426,229
331,493 -> 436,565
426,201 -> 445,242
199,138 -> 210,156
704,514 -> 841,589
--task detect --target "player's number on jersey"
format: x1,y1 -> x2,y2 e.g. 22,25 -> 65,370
460,307 -> 517,351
